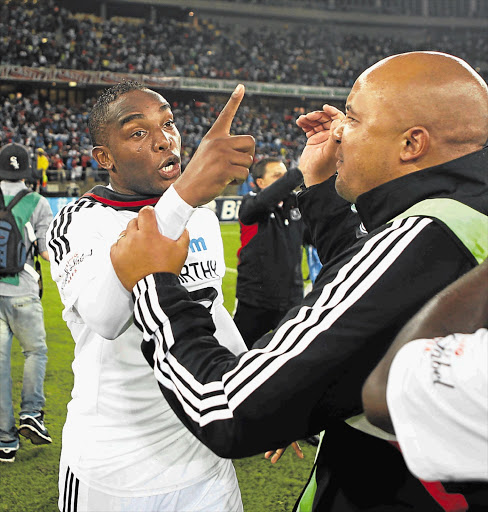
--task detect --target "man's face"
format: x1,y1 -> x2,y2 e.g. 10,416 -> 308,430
257,161 -> 287,189
95,89 -> 182,196
333,79 -> 402,203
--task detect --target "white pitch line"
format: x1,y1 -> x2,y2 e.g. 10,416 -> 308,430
226,267 -> 237,274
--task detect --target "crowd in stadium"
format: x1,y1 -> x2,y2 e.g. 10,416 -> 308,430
0,0 -> 486,184
1,0 -> 486,86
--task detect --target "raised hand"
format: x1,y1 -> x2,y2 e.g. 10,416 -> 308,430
174,84 -> 255,207
296,104 -> 344,187
110,206 -> 189,291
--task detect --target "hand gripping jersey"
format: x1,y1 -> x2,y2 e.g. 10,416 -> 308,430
47,185 -> 246,497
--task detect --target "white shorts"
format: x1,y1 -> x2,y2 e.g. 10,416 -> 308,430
58,458 -> 243,512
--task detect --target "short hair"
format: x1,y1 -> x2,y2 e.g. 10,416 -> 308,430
251,156 -> 283,182
88,80 -> 147,146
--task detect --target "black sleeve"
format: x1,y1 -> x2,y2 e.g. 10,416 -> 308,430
133,219 -> 474,460
239,167 -> 303,225
298,175 -> 361,264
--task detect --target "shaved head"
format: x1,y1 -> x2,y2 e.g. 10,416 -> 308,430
333,51 -> 488,203
359,51 -> 488,155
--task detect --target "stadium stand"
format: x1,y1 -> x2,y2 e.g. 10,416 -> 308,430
1,0 -> 486,84
0,0 -> 486,195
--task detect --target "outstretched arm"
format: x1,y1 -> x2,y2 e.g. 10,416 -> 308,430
362,258 -> 488,433
112,206 -> 473,458
239,167 -> 303,225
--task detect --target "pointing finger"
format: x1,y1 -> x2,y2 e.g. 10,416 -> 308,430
206,84 -> 245,137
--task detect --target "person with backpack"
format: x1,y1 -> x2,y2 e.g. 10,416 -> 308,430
0,143 -> 53,463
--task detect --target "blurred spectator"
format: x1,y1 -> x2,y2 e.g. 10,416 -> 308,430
303,226 -> 322,285
36,148 -> 49,192
237,174 -> 255,196
51,154 -> 66,182
0,143 -> 53,463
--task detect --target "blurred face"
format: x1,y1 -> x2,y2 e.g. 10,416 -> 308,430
333,79 -> 402,203
257,161 -> 287,189
94,89 -> 182,196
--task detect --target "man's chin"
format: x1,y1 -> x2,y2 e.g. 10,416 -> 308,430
335,177 -> 355,204
154,174 -> 181,196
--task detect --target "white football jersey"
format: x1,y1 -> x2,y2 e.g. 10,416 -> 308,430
387,328 -> 488,482
47,185 -> 246,496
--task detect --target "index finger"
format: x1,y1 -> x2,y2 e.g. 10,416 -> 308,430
206,84 -> 245,137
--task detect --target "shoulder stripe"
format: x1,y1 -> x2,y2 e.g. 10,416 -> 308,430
47,198 -> 98,264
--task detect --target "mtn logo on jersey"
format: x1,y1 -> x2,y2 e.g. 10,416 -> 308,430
189,237 -> 207,253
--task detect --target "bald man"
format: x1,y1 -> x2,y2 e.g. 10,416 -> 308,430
111,52 -> 488,511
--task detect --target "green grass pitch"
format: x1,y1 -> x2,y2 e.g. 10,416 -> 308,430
1,222 -> 316,512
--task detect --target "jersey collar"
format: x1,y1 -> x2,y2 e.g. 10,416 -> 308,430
83,185 -> 160,212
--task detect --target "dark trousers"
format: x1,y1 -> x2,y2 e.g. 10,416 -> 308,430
233,300 -> 288,349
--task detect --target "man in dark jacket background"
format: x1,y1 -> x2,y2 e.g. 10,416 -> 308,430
234,157 -> 304,348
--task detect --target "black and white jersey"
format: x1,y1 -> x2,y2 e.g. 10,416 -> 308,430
47,185 -> 246,497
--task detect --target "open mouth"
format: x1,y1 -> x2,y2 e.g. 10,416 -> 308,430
158,156 -> 181,179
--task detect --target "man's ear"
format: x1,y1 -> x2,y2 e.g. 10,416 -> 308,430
92,146 -> 115,171
255,177 -> 263,189
400,127 -> 430,162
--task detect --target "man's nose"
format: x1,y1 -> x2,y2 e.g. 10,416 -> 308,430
333,120 -> 344,143
153,130 -> 171,151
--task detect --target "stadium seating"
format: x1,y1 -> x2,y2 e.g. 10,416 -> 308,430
0,0 -> 486,194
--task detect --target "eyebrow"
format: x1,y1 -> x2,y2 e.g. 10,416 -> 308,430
118,103 -> 171,127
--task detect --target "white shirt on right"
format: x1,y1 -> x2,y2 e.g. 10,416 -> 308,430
387,328 -> 488,482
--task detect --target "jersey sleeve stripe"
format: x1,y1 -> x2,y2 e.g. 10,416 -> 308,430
221,217 -> 427,389
138,217 -> 432,425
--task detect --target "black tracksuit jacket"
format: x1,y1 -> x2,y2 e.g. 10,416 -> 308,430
236,166 -> 304,311
136,147 -> 488,511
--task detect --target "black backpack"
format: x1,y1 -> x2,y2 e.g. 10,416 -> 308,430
0,188 -> 31,275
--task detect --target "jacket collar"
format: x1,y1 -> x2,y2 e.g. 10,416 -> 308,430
355,147 -> 488,232
82,185 -> 160,212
